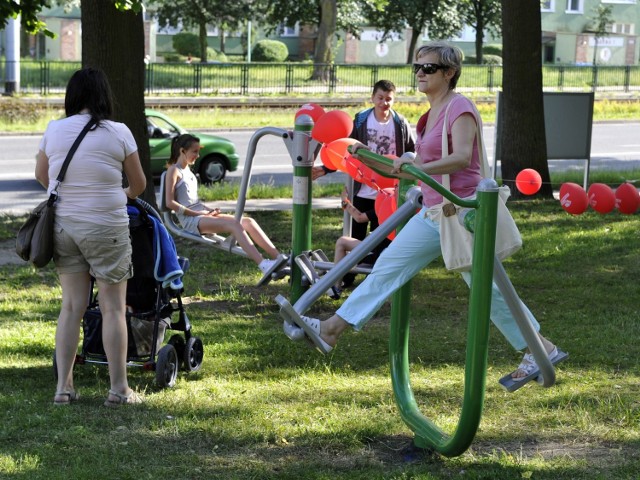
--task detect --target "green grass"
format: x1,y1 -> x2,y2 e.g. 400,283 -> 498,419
1,201 -> 639,479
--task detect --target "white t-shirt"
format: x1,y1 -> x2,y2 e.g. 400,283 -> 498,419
358,113 -> 397,200
39,113 -> 138,226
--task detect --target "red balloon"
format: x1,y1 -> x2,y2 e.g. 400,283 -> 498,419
295,103 -> 326,123
559,182 -> 588,215
615,182 -> 640,214
321,138 -> 357,172
587,183 -> 616,214
515,168 -> 542,195
374,187 -> 398,240
311,110 -> 354,144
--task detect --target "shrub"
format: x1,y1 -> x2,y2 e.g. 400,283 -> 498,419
206,48 -> 228,62
252,40 -> 288,62
483,54 -> 502,65
173,32 -> 200,57
483,44 -> 503,56
162,53 -> 182,63
0,98 -> 41,124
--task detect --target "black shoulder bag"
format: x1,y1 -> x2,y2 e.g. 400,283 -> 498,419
16,118 -> 97,267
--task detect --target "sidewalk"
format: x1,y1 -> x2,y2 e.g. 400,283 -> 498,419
203,197 -> 340,212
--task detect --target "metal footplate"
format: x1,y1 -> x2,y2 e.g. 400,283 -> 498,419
275,294 -> 305,342
498,349 -> 569,392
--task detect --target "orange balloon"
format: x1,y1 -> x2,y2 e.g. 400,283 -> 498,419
319,144 -> 340,170
587,183 -> 616,214
311,110 -> 354,144
559,183 -> 588,215
321,138 -> 357,173
374,187 -> 398,240
615,182 -> 640,214
295,103 -> 326,123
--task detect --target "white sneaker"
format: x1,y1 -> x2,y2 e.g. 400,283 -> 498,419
256,254 -> 288,286
259,259 -> 277,273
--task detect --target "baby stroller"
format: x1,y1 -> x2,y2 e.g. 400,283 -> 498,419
63,199 -> 203,388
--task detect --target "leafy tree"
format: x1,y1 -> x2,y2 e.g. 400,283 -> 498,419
258,0 -> 372,80
149,0 -> 252,62
363,0 -> 463,64
499,0 -> 551,199
0,1 -> 155,204
0,0 -> 54,37
589,4 -> 613,66
458,0 -> 501,64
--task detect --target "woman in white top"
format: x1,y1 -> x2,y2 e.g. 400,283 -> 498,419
35,67 -> 146,407
164,134 -> 286,276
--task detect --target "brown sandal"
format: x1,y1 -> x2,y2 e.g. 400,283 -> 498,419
103,389 -> 143,407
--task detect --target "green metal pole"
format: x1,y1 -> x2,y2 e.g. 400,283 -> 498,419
386,172 -> 499,456
289,115 -> 315,304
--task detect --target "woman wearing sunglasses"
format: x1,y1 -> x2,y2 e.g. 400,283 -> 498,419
289,41 -> 564,388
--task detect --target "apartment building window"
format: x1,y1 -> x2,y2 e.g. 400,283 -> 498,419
610,23 -> 635,34
566,0 -> 583,13
602,0 -> 636,4
541,0 -> 555,11
278,22 -> 299,37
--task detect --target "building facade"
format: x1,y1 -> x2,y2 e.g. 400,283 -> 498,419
3,1 -> 639,66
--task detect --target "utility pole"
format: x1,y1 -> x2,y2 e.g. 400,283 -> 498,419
4,15 -> 20,95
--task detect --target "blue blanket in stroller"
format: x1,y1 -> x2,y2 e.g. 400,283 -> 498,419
127,205 -> 184,291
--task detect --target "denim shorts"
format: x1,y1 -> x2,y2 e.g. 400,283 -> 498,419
53,217 -> 133,284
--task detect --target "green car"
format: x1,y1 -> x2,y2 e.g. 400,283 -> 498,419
146,108 -> 239,184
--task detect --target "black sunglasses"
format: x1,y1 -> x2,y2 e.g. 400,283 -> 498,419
412,63 -> 448,75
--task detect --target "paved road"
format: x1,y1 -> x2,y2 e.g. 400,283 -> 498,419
1,122 -> 639,214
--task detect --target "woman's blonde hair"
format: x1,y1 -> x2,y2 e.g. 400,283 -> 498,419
414,41 -> 464,90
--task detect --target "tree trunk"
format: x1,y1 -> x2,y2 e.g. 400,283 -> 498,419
80,1 -> 155,206
500,0 -> 552,199
312,0 -> 336,82
406,28 -> 416,64
475,12 -> 484,64
199,21 -> 208,62
220,27 -> 226,54
406,23 -> 423,64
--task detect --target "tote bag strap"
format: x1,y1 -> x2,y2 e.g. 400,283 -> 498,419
441,97 -> 489,192
50,118 -> 97,203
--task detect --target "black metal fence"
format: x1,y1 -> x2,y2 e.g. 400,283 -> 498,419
3,60 -> 640,96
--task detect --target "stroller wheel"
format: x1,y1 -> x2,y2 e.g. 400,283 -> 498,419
183,336 -> 204,373
167,334 -> 186,369
155,344 -> 178,388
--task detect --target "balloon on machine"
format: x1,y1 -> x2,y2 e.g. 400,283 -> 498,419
559,182 -> 588,215
374,187 -> 398,240
369,154 -> 399,190
311,110 -> 354,144
295,103 -> 326,123
344,154 -> 377,189
587,183 -> 616,214
319,138 -> 358,172
614,182 -> 640,214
